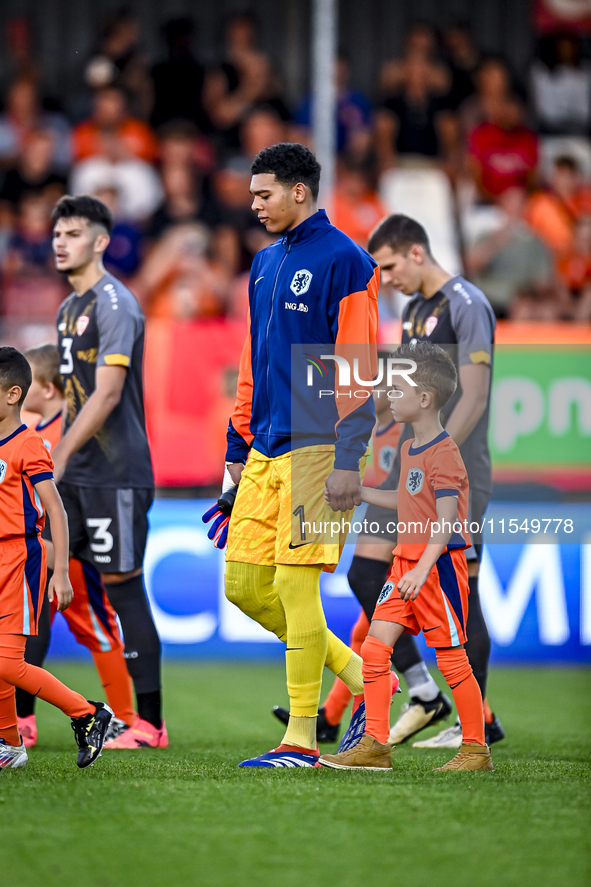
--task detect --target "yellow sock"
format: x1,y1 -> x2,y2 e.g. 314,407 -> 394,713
276,564 -> 327,721
225,561 -> 362,730
283,715 -> 316,750
337,651 -> 364,696
325,631 -> 356,676
225,561 -> 286,641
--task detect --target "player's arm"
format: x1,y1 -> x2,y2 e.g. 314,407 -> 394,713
59,398 -> 68,436
325,266 -> 380,512
225,307 -> 254,486
397,495 -> 457,602
444,294 -> 495,447
34,479 -> 73,611
444,362 -> 490,447
51,365 -> 126,482
203,308 -> 254,548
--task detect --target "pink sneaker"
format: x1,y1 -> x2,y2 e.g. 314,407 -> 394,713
103,717 -> 168,749
18,715 -> 37,748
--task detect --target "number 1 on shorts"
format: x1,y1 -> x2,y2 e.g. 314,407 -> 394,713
293,504 -> 306,542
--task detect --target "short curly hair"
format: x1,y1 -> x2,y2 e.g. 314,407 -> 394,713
251,143 -> 321,200
394,341 -> 457,409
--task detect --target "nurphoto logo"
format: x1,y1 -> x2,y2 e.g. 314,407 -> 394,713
305,353 -> 417,398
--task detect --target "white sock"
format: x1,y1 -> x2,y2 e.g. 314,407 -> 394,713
403,663 -> 440,702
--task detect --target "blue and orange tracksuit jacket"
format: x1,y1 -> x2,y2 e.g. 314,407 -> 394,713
226,209 -> 379,471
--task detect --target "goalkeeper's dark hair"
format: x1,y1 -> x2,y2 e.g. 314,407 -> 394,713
51,194 -> 113,236
251,143 -> 321,200
394,341 -> 457,409
0,346 -> 32,406
368,214 -> 432,258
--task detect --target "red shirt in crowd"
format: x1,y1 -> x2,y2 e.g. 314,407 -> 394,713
468,122 -> 538,197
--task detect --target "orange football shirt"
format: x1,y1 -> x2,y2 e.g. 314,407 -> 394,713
394,430 -> 471,561
34,411 -> 62,454
0,424 -> 54,539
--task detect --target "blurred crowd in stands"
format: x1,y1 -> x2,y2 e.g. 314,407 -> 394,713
1,10 -> 590,352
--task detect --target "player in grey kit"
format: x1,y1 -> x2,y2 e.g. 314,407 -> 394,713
51,195 -> 166,748
352,214 -> 504,749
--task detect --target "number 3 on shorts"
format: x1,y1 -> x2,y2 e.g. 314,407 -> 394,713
87,518 -> 114,553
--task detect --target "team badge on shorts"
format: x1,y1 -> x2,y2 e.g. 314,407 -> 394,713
290,269 -> 313,296
0,459 -> 6,483
406,467 -> 424,495
377,581 -> 395,605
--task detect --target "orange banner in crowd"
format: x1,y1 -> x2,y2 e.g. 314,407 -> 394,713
144,318 -> 246,486
495,321 -> 591,344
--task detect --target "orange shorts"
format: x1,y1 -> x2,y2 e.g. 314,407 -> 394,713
0,536 -> 47,636
374,549 -> 469,648
50,559 -> 123,654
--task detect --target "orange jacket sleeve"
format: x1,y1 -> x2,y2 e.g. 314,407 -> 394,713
226,309 -> 254,462
333,265 -> 380,469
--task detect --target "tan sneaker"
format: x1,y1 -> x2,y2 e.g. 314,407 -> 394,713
320,733 -> 394,771
433,742 -> 494,772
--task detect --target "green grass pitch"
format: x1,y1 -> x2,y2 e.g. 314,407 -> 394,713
1,662 -> 589,887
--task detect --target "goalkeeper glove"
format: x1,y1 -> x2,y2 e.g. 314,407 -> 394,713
202,485 -> 237,549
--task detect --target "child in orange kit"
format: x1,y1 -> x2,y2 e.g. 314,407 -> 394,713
15,344 -> 135,748
321,342 -> 493,773
313,355 -> 401,733
0,346 -> 112,771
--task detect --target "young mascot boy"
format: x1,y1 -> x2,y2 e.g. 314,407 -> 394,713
0,346 -> 112,770
321,342 -> 493,773
16,344 -> 135,747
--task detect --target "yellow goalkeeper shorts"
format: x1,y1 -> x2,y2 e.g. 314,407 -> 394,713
226,446 -> 362,573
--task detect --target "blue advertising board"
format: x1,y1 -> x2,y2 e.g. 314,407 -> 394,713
47,499 -> 591,664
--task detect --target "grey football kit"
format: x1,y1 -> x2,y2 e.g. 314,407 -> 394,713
57,272 -> 154,572
56,271 -> 162,727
